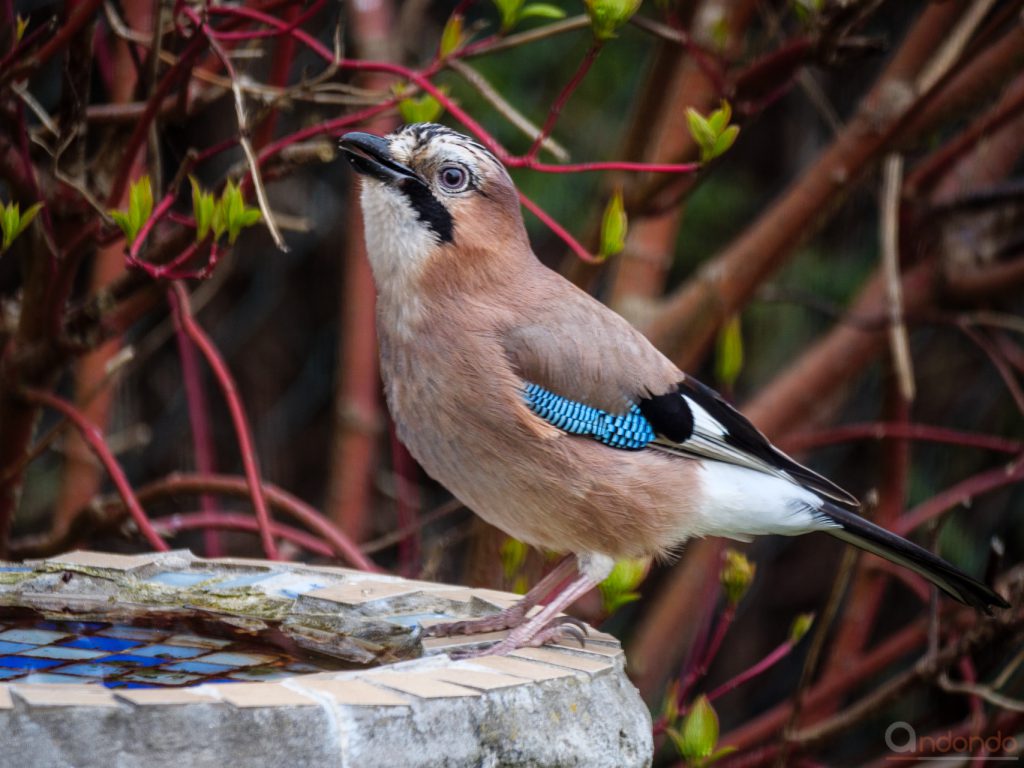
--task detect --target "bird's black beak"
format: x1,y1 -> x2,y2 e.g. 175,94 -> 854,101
340,132 -> 420,185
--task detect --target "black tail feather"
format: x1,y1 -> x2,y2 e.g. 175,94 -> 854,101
822,503 -> 1008,612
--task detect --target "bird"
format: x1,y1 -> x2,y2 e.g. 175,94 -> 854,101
339,122 -> 1008,654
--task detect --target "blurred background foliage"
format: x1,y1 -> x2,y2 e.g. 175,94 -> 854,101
2,0 -> 1024,764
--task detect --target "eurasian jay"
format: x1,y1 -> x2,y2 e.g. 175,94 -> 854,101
340,123 -> 1007,654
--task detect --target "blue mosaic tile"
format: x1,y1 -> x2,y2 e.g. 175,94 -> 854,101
0,640 -> 35,654
99,653 -> 165,668
0,668 -> 24,680
63,635 -> 141,652
97,625 -> 167,641
206,678 -> 242,684
0,655 -> 63,670
130,644 -> 206,660
0,566 -> 31,572
19,646 -> 105,661
59,662 -> 120,677
20,672 -> 90,684
196,651 -> 277,667
164,660 -> 234,675
148,571 -> 217,587
0,628 -> 70,644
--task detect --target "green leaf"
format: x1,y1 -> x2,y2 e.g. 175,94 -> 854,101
686,108 -> 716,161
111,176 -> 153,245
720,548 -> 755,607
599,557 -> 648,614
492,0 -> 524,31
714,314 -> 743,389
219,180 -> 260,244
678,696 -> 719,762
789,612 -> 815,644
598,189 -> 627,260
109,210 -> 132,242
687,102 -> 739,162
2,201 -> 43,250
238,208 -> 262,228
707,101 -> 732,135
211,197 -> 227,240
398,90 -> 446,124
583,0 -> 642,40
710,125 -> 739,160
190,176 -> 215,242
439,13 -> 464,58
129,175 -> 153,237
17,202 -> 43,238
519,3 -> 566,22
16,14 -> 29,43
499,537 -> 528,581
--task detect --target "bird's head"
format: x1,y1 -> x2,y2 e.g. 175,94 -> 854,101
340,123 -> 528,289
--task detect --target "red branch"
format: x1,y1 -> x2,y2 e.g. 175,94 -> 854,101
155,511 -> 334,558
706,635 -> 799,704
894,455 -> 1024,536
167,283 -> 279,560
518,191 -> 597,262
525,42 -> 602,160
786,421 -> 1022,455
22,388 -> 168,552
136,472 -> 379,570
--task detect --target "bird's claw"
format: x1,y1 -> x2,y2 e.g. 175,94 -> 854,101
527,616 -> 589,648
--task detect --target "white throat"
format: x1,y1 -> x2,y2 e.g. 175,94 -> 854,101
359,181 -> 437,338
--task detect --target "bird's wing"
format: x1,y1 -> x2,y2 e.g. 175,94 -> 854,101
639,377 -> 860,509
500,264 -> 858,509
499,267 -> 681,414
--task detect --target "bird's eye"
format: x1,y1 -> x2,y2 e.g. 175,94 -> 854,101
438,165 -> 469,192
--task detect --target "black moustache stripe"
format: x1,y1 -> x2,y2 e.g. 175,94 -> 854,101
399,179 -> 454,244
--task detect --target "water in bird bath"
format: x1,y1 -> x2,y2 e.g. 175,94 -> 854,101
0,606 -> 360,688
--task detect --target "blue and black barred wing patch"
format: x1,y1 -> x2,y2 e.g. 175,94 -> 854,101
523,382 -> 655,450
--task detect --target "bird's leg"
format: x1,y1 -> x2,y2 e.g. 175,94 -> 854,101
423,554 -> 577,638
451,571 -> 599,658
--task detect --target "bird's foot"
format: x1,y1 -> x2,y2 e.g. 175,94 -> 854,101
448,616 -> 589,659
422,604 -> 528,638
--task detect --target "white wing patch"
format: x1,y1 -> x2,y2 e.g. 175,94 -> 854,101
687,398 -> 727,437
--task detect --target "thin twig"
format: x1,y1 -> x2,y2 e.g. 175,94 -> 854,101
462,14 -> 590,57
186,9 -> 287,252
447,59 -> 569,161
916,0 -> 998,93
880,153 -> 915,402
